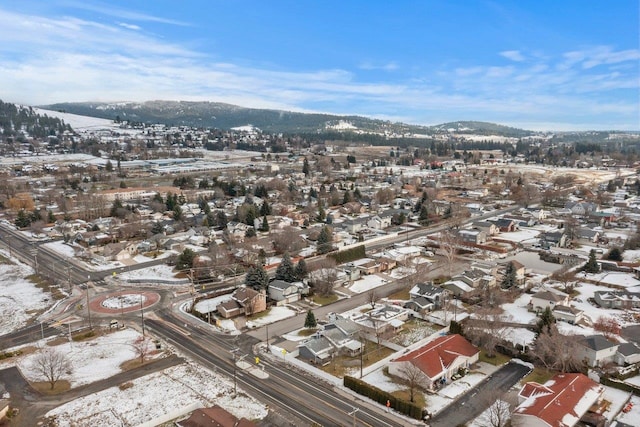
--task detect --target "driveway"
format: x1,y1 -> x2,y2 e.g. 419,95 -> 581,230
429,361 -> 531,427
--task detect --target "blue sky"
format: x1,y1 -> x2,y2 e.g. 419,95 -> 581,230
0,0 -> 638,130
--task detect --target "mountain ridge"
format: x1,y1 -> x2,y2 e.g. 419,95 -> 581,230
41,100 -> 534,137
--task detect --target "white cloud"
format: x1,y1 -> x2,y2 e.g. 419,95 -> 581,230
359,61 -> 399,71
61,0 -> 191,26
500,50 -> 525,62
118,22 -> 141,31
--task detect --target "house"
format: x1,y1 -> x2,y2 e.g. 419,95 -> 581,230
577,334 -> 619,367
594,290 -> 640,309
177,405 -> 256,427
217,287 -> 266,319
407,282 -> 448,312
298,315 -> 362,364
458,229 -> 487,245
512,373 -> 604,427
297,336 -> 334,365
454,269 -> 495,288
472,221 -> 500,236
388,334 -> 479,390
441,279 -> 474,296
552,304 -> 584,325
501,260 -> 526,284
530,289 -> 570,312
268,280 -> 301,304
492,218 -> 518,232
367,215 -> 392,230
615,342 -> 640,366
565,201 -> 597,216
578,227 -> 600,243
540,231 -> 568,248
351,304 -> 409,337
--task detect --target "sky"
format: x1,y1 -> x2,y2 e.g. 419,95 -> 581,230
0,0 -> 638,131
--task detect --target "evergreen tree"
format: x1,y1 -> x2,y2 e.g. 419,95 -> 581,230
172,204 -> 183,221
151,222 -> 164,235
260,201 -> 271,216
245,265 -> 269,289
583,249 -> 600,273
15,209 -> 31,228
342,190 -> 353,205
245,227 -> 257,238
110,198 -> 124,217
215,210 -> 228,229
501,262 -> 518,289
606,247 -> 623,262
418,205 -> 430,225
304,309 -> 317,328
535,306 -> 556,335
47,210 -> 56,223
259,215 -> 270,232
302,158 -> 310,176
317,201 -> 326,223
176,248 -> 196,271
353,188 -> 362,200
295,259 -> 308,280
275,253 -> 296,282
317,225 -> 333,254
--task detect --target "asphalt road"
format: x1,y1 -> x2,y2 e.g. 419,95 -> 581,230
148,310 -> 411,427
429,361 -> 531,427
0,322 -> 60,351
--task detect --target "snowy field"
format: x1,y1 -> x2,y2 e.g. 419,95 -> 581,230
577,271 -> 640,289
44,361 -> 268,427
0,252 -> 52,334
14,328 -> 149,388
500,293 -> 537,324
349,274 -> 388,293
119,264 -> 183,282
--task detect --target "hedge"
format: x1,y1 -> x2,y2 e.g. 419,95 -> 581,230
343,375 -> 423,419
328,245 -> 366,264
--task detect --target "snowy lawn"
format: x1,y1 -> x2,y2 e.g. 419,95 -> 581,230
119,264 -> 183,282
349,274 -> 388,293
571,282 -> 638,326
601,385 -> 633,422
194,294 -> 233,314
613,393 -> 640,425
16,328 -> 152,388
42,241 -> 78,258
246,306 -> 296,328
0,255 -> 52,334
577,271 -> 640,289
494,228 -> 540,244
361,368 -> 405,393
500,293 -> 537,324
45,362 -> 268,427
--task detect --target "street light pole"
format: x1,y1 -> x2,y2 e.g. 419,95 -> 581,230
86,276 -> 92,330
140,296 -> 145,336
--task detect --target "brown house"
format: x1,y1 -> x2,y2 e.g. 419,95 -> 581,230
218,287 -> 267,319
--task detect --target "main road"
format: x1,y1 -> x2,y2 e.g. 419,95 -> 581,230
147,309 -> 414,427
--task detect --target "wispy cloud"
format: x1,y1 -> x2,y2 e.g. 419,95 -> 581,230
60,0 -> 191,26
500,50 -> 525,62
0,6 -> 637,131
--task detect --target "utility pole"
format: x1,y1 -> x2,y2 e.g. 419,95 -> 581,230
86,276 -> 92,330
231,348 -> 239,396
140,296 -> 145,336
266,324 -> 269,352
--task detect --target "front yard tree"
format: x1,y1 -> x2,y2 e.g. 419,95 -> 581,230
259,215 -> 269,232
245,264 -> 269,290
33,348 -> 72,390
606,247 -> 623,262
398,362 -> 428,403
582,249 -> 600,273
275,253 -> 295,282
304,309 -> 317,328
317,225 -> 334,254
535,306 -> 556,335
176,248 -> 196,271
501,262 -> 517,289
294,259 -> 308,281
132,336 -> 153,363
532,327 -> 583,372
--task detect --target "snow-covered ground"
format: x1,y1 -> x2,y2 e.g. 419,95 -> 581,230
42,241 -> 78,258
44,361 -> 268,427
577,271 -> 640,289
194,294 -> 233,314
119,264 -> 183,282
500,293 -> 537,324
246,306 -> 297,328
0,252 -> 52,334
349,274 -> 388,293
14,328 -> 150,388
102,294 -> 145,309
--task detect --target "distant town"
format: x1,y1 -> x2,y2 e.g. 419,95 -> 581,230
2,101 -> 640,427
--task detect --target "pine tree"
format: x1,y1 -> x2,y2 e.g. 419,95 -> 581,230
536,306 -> 556,335
317,226 -> 333,254
276,253 -> 296,282
259,215 -> 270,232
317,201 -> 326,223
583,249 -> 600,273
501,262 -> 518,289
176,248 -> 196,271
304,310 -> 317,328
295,259 -> 308,281
245,265 -> 269,289
342,190 -> 353,205
302,158 -> 310,176
260,201 -> 271,216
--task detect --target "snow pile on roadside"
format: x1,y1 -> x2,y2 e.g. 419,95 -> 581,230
45,362 -> 268,426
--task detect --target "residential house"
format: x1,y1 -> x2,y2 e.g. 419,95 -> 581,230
594,290 -> 640,309
407,282 -> 448,312
504,214 -> 537,228
530,289 -> 570,312
458,229 -> 487,245
577,334 -> 619,367
578,227 -> 600,243
102,241 -> 137,261
297,336 -> 334,365
492,218 -> 518,232
441,279 -> 474,297
268,280 -> 301,304
472,221 -> 500,236
342,216 -> 369,234
352,304 -> 409,337
177,405 -> 256,427
217,287 -> 267,319
552,304 -> 584,325
298,315 -> 362,364
540,231 -> 568,248
566,201 -> 597,216
367,215 -> 392,230
615,342 -> 640,366
388,334 -> 479,390
501,260 -> 526,285
512,373 -> 604,427
454,269 -> 495,289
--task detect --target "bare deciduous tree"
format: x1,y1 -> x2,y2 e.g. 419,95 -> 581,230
32,347 -> 72,390
532,327 -> 583,373
438,230 -> 460,276
368,290 -> 378,309
131,336 -> 154,363
551,268 -> 578,293
464,309 -> 511,358
397,362 -> 428,403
